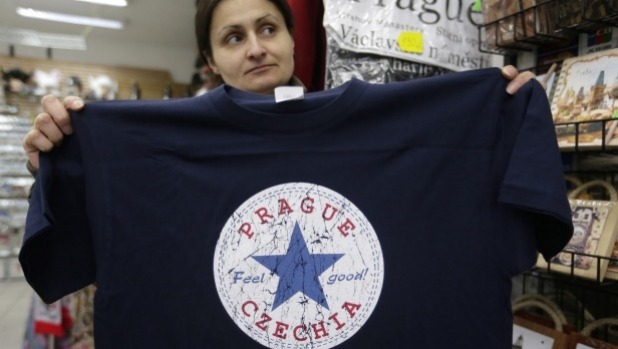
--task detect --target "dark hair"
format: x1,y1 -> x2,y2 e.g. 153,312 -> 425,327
195,0 -> 294,63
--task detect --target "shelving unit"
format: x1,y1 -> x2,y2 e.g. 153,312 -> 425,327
0,55 -> 194,281
479,0 -> 617,56
0,113 -> 32,281
1,54 -> 191,119
479,0 -> 618,342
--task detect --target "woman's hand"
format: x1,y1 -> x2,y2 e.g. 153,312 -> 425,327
501,65 -> 539,95
22,95 -> 84,170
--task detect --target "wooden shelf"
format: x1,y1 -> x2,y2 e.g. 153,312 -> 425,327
1,55 -> 190,104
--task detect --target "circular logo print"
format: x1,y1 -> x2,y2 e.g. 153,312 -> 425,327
214,183 -> 384,348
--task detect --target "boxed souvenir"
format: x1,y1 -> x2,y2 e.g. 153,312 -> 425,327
537,180 -> 618,281
482,0 -> 560,50
551,48 -> 618,150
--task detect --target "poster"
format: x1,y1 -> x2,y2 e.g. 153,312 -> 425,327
323,0 -> 491,73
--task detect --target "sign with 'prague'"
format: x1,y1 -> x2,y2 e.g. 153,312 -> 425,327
323,0 -> 491,71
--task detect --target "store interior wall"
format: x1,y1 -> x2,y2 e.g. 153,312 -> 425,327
0,39 -> 197,85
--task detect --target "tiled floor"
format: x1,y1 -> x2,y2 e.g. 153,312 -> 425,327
0,278 -> 32,349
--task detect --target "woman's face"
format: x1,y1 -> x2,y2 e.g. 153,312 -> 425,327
207,0 -> 295,94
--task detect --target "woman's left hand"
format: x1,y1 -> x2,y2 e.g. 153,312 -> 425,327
501,65 -> 538,95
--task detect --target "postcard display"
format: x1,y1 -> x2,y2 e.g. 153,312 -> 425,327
548,48 -> 618,280
473,0 -> 618,346
0,111 -> 33,280
516,27 -> 618,349
552,48 -> 618,150
536,180 -> 618,281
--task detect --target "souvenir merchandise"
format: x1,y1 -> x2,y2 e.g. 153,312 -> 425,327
537,180 -> 618,281
22,285 -> 97,349
551,48 -> 618,149
567,318 -> 618,349
1,67 -> 32,95
20,68 -> 573,348
84,75 -> 118,100
605,239 -> 618,280
579,27 -> 618,56
32,69 -> 62,97
558,0 -> 618,29
482,0 -> 537,50
484,0 -> 569,54
0,113 -> 31,280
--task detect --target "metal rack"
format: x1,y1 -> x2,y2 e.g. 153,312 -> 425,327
518,143 -> 618,338
478,0 -> 618,55
522,258 -> 618,335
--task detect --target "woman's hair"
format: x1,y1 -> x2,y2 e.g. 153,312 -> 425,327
195,0 -> 295,63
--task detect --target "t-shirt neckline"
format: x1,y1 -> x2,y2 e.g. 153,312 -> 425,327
207,78 -> 367,133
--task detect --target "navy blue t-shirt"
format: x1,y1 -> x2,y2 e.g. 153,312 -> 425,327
20,68 -> 572,348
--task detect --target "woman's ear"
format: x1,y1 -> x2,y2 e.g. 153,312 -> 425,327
206,57 -> 219,75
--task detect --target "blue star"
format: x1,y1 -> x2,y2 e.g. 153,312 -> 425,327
252,222 -> 344,311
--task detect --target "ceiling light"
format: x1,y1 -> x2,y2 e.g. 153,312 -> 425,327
73,0 -> 128,7
16,7 -> 124,29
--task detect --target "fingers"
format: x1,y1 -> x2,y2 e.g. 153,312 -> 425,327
537,63 -> 558,92
63,96 -> 85,111
22,112 -> 64,171
540,63 -> 558,84
22,94 -> 81,170
22,129 -> 54,170
501,65 -> 518,80
33,112 -> 66,147
41,94 -> 74,135
506,70 -> 536,95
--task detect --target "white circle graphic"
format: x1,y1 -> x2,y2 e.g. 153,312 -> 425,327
214,183 -> 384,348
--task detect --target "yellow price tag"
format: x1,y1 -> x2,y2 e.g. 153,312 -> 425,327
397,32 -> 423,54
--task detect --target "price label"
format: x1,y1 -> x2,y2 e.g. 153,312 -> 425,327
397,32 -> 423,54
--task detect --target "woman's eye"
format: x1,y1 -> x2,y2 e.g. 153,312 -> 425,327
261,26 -> 276,36
226,34 -> 242,45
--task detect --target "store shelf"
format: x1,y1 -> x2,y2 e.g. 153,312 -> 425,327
521,266 -> 618,332
0,114 -> 32,282
542,251 -> 618,283
478,0 -> 617,55
557,0 -> 618,32
555,118 -> 618,153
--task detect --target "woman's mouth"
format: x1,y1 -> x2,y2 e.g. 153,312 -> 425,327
246,64 -> 275,75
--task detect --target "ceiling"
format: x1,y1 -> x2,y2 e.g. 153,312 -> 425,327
0,0 -> 198,52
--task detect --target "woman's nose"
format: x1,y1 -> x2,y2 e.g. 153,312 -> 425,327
246,34 -> 266,59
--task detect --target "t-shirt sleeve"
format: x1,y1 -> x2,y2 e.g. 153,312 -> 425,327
19,134 -> 96,304
498,80 -> 573,262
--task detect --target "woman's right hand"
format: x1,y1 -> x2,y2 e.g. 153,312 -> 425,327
22,95 -> 85,170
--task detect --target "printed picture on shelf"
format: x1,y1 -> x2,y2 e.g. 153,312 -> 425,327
579,27 -> 618,56
552,48 -> 618,150
605,240 -> 618,280
536,201 -> 618,281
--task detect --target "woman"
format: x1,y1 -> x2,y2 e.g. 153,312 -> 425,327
22,0 -> 537,170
